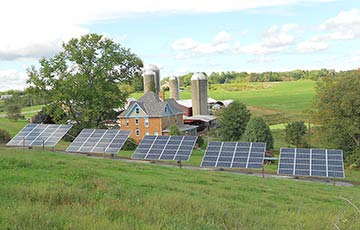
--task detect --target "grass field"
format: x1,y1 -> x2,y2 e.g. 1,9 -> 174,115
133,80 -> 316,124
0,147 -> 359,229
0,118 -> 27,137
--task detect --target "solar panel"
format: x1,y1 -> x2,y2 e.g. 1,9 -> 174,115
201,141 -> 266,169
65,129 -> 130,154
132,135 -> 197,161
6,124 -> 72,147
277,148 -> 345,178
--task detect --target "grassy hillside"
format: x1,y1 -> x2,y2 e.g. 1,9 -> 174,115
0,118 -> 27,137
133,80 -> 316,123
0,147 -> 359,229
175,80 -> 316,112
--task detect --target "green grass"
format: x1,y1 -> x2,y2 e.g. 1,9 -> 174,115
0,147 -> 360,229
181,80 -> 316,113
133,80 -> 316,124
21,105 -> 44,119
0,118 -> 28,137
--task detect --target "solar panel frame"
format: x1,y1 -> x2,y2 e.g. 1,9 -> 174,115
6,124 -> 72,147
277,148 -> 345,178
200,141 -> 266,169
65,129 -> 131,154
132,135 -> 197,161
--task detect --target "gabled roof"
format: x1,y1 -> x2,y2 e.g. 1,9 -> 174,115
119,92 -> 184,118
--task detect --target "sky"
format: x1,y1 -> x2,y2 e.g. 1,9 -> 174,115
0,0 -> 360,91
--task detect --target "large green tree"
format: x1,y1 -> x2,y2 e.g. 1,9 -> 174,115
218,101 -> 251,141
313,70 -> 360,154
27,33 -> 142,127
285,121 -> 307,147
243,117 -> 273,150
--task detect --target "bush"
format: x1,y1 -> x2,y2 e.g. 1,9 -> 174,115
121,137 -> 137,151
0,129 -> 10,144
196,136 -> 205,148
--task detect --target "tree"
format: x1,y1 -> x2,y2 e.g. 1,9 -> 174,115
243,117 -> 273,150
285,121 -> 307,147
169,124 -> 181,136
27,33 -> 143,127
313,70 -> 360,154
218,101 -> 251,141
5,104 -> 22,120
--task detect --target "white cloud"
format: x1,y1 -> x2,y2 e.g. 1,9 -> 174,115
0,70 -> 27,91
297,40 -> 328,52
172,31 -> 231,59
172,38 -> 198,50
318,8 -> 360,41
0,0 -> 336,61
235,24 -> 298,54
213,31 -> 232,44
247,56 -> 275,63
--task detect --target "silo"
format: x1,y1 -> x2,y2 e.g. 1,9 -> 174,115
169,76 -> 180,100
191,72 -> 209,115
144,64 -> 160,93
143,70 -> 156,94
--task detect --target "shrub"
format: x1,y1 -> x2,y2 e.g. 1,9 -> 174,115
0,129 -> 10,144
121,138 -> 137,151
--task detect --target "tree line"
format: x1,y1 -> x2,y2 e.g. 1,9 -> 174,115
163,69 -> 338,87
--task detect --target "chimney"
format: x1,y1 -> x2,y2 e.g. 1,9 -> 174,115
158,91 -> 165,101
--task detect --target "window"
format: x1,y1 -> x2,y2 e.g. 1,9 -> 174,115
135,119 -> 139,125
175,116 -> 178,124
136,128 -> 140,136
135,107 -> 140,114
167,116 -> 171,125
144,118 -> 149,127
126,119 -> 129,127
154,131 -> 159,136
165,106 -> 168,113
145,131 -> 149,136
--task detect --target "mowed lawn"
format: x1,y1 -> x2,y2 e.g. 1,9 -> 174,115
0,147 -> 359,229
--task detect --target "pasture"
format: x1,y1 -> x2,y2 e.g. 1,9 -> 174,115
0,147 -> 360,229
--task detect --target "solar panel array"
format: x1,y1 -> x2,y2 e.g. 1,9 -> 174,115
132,135 -> 197,161
7,124 -> 72,147
278,148 -> 344,178
66,129 -> 131,154
201,141 -> 266,169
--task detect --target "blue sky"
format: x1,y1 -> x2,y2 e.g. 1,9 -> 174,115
0,0 -> 359,91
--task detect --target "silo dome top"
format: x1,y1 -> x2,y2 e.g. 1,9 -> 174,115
191,72 -> 207,80
144,64 -> 160,71
143,70 -> 155,75
169,76 -> 177,81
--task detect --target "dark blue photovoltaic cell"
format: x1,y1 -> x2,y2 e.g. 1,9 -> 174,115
277,148 -> 344,178
66,129 -> 130,154
200,141 -> 266,169
7,124 -> 72,147
131,135 -> 197,161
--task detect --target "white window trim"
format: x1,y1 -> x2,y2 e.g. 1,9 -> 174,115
135,118 -> 139,125
145,118 -> 149,127
135,128 -> 140,136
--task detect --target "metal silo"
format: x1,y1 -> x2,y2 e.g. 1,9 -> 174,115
191,72 -> 209,115
143,70 -> 156,94
169,76 -> 180,100
144,64 -> 160,93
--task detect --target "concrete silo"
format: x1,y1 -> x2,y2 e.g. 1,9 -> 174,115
144,64 -> 160,93
169,76 -> 180,100
143,70 -> 156,94
191,72 -> 209,115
